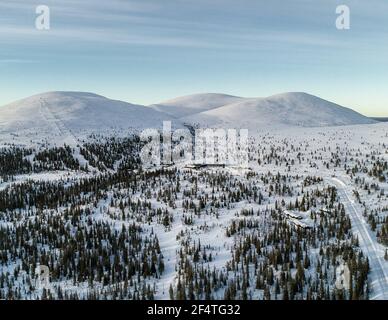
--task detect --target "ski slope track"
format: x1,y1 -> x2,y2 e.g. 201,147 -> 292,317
0,90 -> 387,300
0,91 -> 377,145
0,91 -> 177,145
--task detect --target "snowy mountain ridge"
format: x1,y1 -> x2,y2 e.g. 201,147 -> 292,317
0,91 -> 377,145
149,93 -> 246,118
0,91 -> 387,301
0,91 -> 175,145
178,92 -> 377,129
0,91 -> 173,132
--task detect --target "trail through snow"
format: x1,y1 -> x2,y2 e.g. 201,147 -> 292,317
39,97 -> 91,169
331,177 -> 388,299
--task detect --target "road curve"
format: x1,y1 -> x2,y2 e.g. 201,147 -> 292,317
331,177 -> 388,300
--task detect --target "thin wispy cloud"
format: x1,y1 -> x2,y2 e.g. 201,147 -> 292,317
0,0 -> 387,115
0,58 -> 36,64
1,0 -> 387,50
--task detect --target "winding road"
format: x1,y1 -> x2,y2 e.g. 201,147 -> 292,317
331,177 -> 388,300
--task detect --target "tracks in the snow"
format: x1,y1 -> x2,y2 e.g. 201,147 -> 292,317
330,177 -> 388,300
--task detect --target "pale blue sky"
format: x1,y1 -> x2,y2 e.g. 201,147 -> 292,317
0,0 -> 387,115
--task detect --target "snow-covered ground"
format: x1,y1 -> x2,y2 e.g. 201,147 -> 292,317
0,91 -> 387,300
331,177 -> 388,299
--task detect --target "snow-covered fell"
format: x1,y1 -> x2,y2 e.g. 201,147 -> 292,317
149,93 -> 245,118
0,91 -> 174,144
181,92 -> 376,129
0,91 -> 378,146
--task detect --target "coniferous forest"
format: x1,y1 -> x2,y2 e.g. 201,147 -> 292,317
1,128 -> 386,300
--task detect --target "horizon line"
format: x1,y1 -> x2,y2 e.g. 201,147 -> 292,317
0,90 -> 387,118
